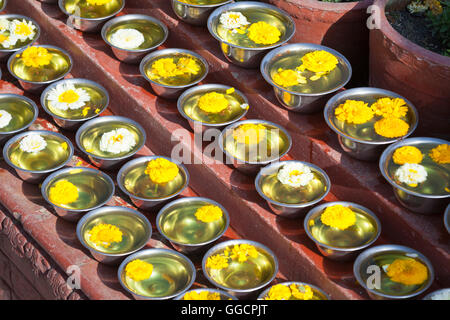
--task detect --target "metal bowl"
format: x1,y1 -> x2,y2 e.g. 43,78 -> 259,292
379,137 -> 449,215
156,197 -> 230,254
255,160 -> 331,219
117,155 -> 190,210
3,130 -> 74,184
0,0 -> 6,11
174,288 -> 237,300
423,288 -> 450,300
41,167 -> 115,222
171,0 -> 234,26
177,83 -> 249,133
38,0 -> 58,3
257,281 -> 330,300
445,204 -> 450,234
140,48 -> 209,99
41,78 -> 109,130
58,0 -> 125,33
261,43 -> 352,113
304,201 -> 381,261
118,248 -> 196,300
202,239 -> 278,299
7,45 -> 73,93
218,119 -> 292,175
325,87 -> 419,161
353,244 -> 435,300
0,14 -> 40,61
101,14 -> 169,64
75,115 -> 146,170
77,206 -> 152,265
0,94 -> 38,146
207,1 -> 295,68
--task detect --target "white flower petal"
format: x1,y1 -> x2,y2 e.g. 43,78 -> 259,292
0,110 -> 12,128
219,11 -> 250,30
395,163 -> 427,185
99,128 -> 136,154
110,28 -> 145,50
277,162 -> 314,188
47,83 -> 91,111
20,134 -> 47,153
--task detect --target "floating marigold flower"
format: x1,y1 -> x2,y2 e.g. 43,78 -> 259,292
374,117 -> 409,138
265,284 -> 292,300
425,0 -> 443,15
334,100 -> 374,124
395,163 -> 428,186
198,92 -> 229,113
125,259 -> 153,282
183,291 -> 221,300
290,284 -> 314,300
195,205 -> 223,223
247,21 -> 281,45
371,97 -> 408,119
392,146 -> 423,165
206,254 -> 229,270
0,109 -> 12,129
88,223 -> 123,248
145,158 -> 179,184
299,50 -> 338,76
149,57 -> 200,80
232,123 -> 266,145
320,205 -> 356,230
21,46 -> 53,68
230,244 -> 258,263
272,68 -> 306,87
49,180 -> 79,205
429,144 -> 450,164
386,258 -> 428,286
177,57 -> 201,75
86,0 -> 112,5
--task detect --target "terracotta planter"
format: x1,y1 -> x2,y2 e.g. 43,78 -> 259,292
262,0 -> 373,86
370,0 -> 450,139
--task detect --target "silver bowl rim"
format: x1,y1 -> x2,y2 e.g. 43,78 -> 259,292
139,48 -> 209,89
445,204 -> 450,234
324,87 -> 419,145
218,119 -> 293,165
173,287 -> 238,300
379,136 -> 450,199
177,83 -> 249,127
3,130 -> 74,174
116,155 -> 190,202
101,14 -> 169,53
76,205 -> 152,257
303,201 -> 382,252
0,93 -> 39,136
41,166 -> 115,213
172,0 -> 234,8
0,0 -> 6,12
0,14 -> 41,53
75,115 -> 147,161
58,0 -> 126,21
254,160 -> 331,208
202,239 -> 279,293
422,287 -> 450,300
156,196 -> 230,248
256,281 -> 330,300
353,244 -> 435,299
7,44 -> 73,85
207,1 -> 296,51
40,78 -> 109,123
260,43 -> 353,97
117,247 -> 196,300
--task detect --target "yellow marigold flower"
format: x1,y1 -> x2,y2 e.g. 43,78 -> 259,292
265,284 -> 292,300
334,100 -> 374,124
392,146 -> 423,165
21,46 -> 53,68
195,205 -> 223,223
290,284 -> 314,300
374,117 -> 409,138
183,291 -> 221,300
429,144 -> 450,164
86,0 -> 112,5
198,92 -> 229,113
233,123 -> 266,145
145,158 -> 179,184
247,21 -> 281,45
230,244 -> 258,263
49,180 -> 79,205
272,68 -> 306,87
299,50 -> 339,74
321,205 -> 356,230
150,58 -> 181,79
88,223 -> 123,248
176,57 -> 201,75
386,258 -> 428,286
206,254 -> 229,270
425,0 -> 443,15
125,259 -> 153,282
371,97 -> 408,118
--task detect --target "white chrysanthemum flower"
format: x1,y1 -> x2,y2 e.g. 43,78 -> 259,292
99,128 -> 136,154
10,19 -> 36,41
0,33 -> 18,48
219,11 -> 250,30
110,28 -> 145,50
277,162 -> 315,188
395,163 -> 428,185
0,110 -> 12,129
47,83 -> 91,111
0,19 -> 10,32
19,134 -> 47,153
431,290 -> 450,300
